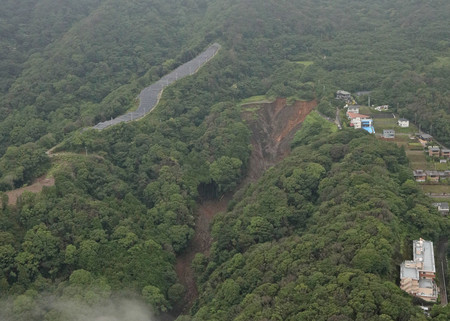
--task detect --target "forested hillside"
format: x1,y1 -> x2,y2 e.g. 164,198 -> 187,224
181,114 -> 449,320
0,0 -> 449,320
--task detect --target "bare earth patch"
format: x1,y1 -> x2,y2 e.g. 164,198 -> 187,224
174,98 -> 316,314
5,176 -> 55,206
243,97 -> 317,182
174,196 -> 231,313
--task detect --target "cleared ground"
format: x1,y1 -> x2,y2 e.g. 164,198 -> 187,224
420,185 -> 450,195
4,176 -> 55,206
373,117 -> 418,134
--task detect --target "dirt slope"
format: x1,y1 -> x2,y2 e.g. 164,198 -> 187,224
174,196 -> 230,313
4,176 -> 55,206
243,98 -> 317,181
174,98 -> 316,314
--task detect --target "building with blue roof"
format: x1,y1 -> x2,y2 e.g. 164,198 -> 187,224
360,118 -> 375,134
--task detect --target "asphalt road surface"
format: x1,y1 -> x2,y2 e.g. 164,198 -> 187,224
93,43 -> 221,130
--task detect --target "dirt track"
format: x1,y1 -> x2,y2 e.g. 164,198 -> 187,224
174,98 -> 316,313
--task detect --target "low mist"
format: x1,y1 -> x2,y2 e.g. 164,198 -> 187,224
52,298 -> 155,321
0,295 -> 170,321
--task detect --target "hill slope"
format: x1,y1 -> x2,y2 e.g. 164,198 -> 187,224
0,1 -> 449,320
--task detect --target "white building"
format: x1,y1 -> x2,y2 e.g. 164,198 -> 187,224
351,118 -> 362,129
347,105 -> 360,114
398,118 -> 409,127
375,105 -> 389,111
432,202 -> 449,215
400,238 -> 438,302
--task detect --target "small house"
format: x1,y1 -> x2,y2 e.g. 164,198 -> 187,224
361,118 -> 375,134
438,171 -> 449,181
425,170 -> 440,182
413,170 -> 426,182
383,129 -> 395,139
432,202 -> 449,216
398,118 -> 409,127
428,147 -> 440,157
347,105 -> 360,114
336,90 -> 352,101
347,112 -> 369,120
441,149 -> 450,158
419,134 -> 433,141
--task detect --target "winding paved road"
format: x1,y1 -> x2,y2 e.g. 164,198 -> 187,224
93,43 -> 221,130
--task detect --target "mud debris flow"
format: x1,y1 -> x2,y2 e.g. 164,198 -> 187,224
174,98 -> 316,313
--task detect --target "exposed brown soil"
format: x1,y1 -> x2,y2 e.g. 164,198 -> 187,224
174,196 -> 231,312
174,98 -> 316,315
243,97 -> 317,181
4,176 -> 55,206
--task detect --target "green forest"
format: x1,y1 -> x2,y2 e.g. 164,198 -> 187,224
0,0 -> 449,320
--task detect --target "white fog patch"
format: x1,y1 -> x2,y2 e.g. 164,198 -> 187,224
0,295 -> 165,321
53,298 -> 155,321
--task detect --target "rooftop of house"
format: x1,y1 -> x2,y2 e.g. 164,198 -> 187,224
420,134 -> 433,139
355,91 -> 371,96
413,239 -> 435,273
400,261 -> 420,279
383,129 -> 395,134
337,90 -> 351,95
399,118 -> 409,122
413,170 -> 425,176
347,112 -> 369,119
433,202 -> 449,210
362,126 -> 375,134
419,279 -> 434,289
442,149 -> 450,153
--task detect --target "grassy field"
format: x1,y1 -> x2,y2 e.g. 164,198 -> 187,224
294,61 -> 314,66
436,162 -> 450,170
358,106 -> 372,114
431,56 -> 450,67
373,117 -> 417,134
406,150 -> 432,169
420,184 -> 450,195
240,95 -> 273,106
430,197 -> 450,203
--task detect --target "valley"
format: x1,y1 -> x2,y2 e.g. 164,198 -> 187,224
0,1 -> 449,320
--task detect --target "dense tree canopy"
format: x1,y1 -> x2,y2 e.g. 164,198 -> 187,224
182,115 -> 449,321
0,0 -> 449,320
